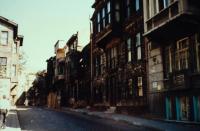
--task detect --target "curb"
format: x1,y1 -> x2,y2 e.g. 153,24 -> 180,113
5,109 -> 21,131
59,108 -> 162,131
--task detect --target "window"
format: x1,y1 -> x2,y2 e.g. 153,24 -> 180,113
111,47 -> 117,68
100,55 -> 104,74
58,63 -> 64,75
0,57 -> 7,76
136,33 -> 141,60
102,8 -> 106,28
97,12 -> 101,32
135,0 -> 140,11
127,38 -> 132,62
159,0 -> 170,11
1,31 -> 8,45
138,77 -> 143,96
196,34 -> 200,72
180,96 -> 189,120
165,46 -> 172,77
95,57 -> 99,76
12,65 -> 17,77
175,38 -> 189,71
107,1 -> 111,24
126,0 -> 131,18
128,79 -> 133,95
115,1 -> 120,22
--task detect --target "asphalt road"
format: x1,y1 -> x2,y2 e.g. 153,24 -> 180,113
17,107 -> 154,131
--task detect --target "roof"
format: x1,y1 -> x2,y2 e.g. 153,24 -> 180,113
0,16 -> 18,38
66,34 -> 78,46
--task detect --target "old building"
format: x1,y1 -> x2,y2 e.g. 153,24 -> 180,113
54,40 -> 66,108
65,33 -> 82,107
91,0 -> 147,113
79,43 -> 91,105
46,40 -> 66,109
117,0 -> 147,113
46,56 -> 56,108
143,0 -> 200,121
0,16 -> 23,105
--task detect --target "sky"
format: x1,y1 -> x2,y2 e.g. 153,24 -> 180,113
0,0 -> 94,73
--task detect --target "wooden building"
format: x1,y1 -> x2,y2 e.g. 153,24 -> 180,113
143,0 -> 200,121
91,0 -> 147,113
65,33 -> 82,107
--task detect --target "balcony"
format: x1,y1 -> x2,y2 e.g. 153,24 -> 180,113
144,0 -> 200,41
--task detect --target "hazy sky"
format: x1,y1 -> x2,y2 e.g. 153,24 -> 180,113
0,0 -> 93,72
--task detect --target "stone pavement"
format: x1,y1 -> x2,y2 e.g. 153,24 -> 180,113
62,107 -> 200,131
1,107 -> 21,131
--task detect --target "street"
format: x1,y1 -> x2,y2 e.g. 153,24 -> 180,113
17,107 -> 155,131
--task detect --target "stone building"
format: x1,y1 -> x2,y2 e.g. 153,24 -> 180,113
143,0 -> 200,121
0,16 -> 23,105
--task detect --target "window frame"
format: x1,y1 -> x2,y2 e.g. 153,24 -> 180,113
136,33 -> 142,60
107,1 -> 111,24
127,38 -> 132,62
138,77 -> 143,96
0,57 -> 7,76
126,0 -> 131,18
135,0 -> 140,11
128,78 -> 133,96
102,7 -> 106,28
175,38 -> 189,71
1,31 -> 9,45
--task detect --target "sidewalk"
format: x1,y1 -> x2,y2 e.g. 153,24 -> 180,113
62,107 -> 200,131
2,106 -> 21,131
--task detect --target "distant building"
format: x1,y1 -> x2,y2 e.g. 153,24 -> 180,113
143,0 -> 200,121
0,16 -> 23,105
65,33 -> 82,107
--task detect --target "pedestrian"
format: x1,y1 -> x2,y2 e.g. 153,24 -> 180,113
0,95 -> 10,129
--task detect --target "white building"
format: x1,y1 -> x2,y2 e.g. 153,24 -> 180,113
0,16 -> 23,105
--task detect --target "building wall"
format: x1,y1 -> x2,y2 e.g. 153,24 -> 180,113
0,21 -> 19,103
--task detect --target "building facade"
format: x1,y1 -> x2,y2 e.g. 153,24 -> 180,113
143,0 -> 200,121
65,33 -> 83,108
91,0 -> 147,113
0,16 -> 23,105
